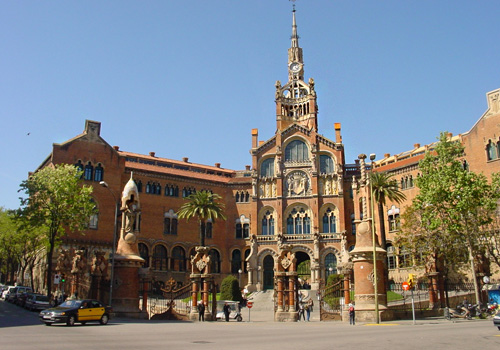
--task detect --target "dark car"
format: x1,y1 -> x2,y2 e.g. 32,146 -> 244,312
39,299 -> 112,326
25,294 -> 50,311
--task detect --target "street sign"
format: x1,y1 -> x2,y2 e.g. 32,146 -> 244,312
54,274 -> 61,285
402,281 -> 410,291
247,301 -> 253,309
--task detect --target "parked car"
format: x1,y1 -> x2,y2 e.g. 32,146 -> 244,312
15,291 -> 33,307
7,286 -> 33,304
39,299 -> 113,326
1,286 -> 15,300
494,310 -> 500,331
25,294 -> 50,311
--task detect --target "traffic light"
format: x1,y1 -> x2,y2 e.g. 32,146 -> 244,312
61,274 -> 66,283
407,273 -> 416,289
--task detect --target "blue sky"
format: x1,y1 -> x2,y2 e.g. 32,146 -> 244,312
1,0 -> 499,210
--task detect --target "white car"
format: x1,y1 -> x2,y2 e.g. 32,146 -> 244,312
1,286 -> 15,300
494,310 -> 500,331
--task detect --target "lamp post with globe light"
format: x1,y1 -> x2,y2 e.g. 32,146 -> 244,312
369,153 -> 380,324
99,181 -> 119,307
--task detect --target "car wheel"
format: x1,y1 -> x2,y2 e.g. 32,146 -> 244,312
67,315 -> 76,327
237,315 -> 242,322
81,322 -> 86,325
45,323 -> 51,326
100,314 -> 109,325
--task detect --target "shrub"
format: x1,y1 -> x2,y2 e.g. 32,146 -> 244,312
220,275 -> 242,302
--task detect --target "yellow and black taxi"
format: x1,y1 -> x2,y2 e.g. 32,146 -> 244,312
39,299 -> 112,326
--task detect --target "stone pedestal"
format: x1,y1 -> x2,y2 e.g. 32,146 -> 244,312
112,254 -> 148,319
350,220 -> 392,322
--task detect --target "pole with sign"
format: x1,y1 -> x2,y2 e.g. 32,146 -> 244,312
403,280 -> 416,325
247,301 -> 253,322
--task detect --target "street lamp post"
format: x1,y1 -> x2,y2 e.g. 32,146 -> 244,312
238,269 -> 242,288
100,181 -> 119,307
369,153 -> 380,324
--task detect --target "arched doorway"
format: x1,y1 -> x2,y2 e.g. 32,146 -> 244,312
296,251 -> 311,288
263,255 -> 274,290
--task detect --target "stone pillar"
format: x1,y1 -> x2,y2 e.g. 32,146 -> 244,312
277,276 -> 284,312
350,220 -> 391,322
288,275 -> 295,308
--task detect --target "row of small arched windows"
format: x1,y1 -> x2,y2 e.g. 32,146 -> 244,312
400,175 -> 414,190
235,191 -> 250,203
138,244 -> 228,273
75,160 -> 104,182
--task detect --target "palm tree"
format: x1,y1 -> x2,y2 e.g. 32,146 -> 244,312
177,190 -> 226,247
370,172 -> 406,249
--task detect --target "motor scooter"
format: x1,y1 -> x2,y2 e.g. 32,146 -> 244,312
445,305 -> 471,320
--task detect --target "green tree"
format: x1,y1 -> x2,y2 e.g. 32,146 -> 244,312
397,132 -> 500,302
177,191 -> 226,247
16,164 -> 96,298
370,172 -> 406,249
0,208 -> 20,284
220,275 -> 242,302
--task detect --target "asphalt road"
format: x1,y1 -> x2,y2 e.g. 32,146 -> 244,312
1,299 -> 499,350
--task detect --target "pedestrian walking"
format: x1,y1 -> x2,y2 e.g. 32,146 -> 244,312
349,303 -> 355,325
223,302 -> 231,322
298,302 -> 305,321
306,298 -> 314,321
197,301 -> 205,322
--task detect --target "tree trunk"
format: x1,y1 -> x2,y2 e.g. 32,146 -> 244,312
377,202 -> 386,249
200,221 -> 206,247
46,233 -> 56,299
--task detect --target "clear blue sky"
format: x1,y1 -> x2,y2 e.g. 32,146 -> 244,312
1,0 -> 499,210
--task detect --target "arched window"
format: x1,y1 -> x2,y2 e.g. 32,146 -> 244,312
164,210 -> 178,235
319,155 -> 335,174
205,219 -> 213,239
138,243 -> 149,268
260,158 -> 275,177
172,246 -> 186,271
487,140 -> 498,160
386,244 -> 396,270
209,249 -> 221,273
84,162 -> 93,180
94,163 -> 104,182
285,140 -> 309,162
261,210 -> 274,236
236,216 -> 250,238
88,199 -> 98,229
75,160 -> 84,177
231,249 -> 242,274
325,253 -> 337,278
135,180 -> 142,192
322,208 -> 337,233
286,207 -> 311,234
153,245 -> 168,271
235,192 -> 240,203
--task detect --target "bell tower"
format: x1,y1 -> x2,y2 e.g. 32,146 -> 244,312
275,5 -> 318,132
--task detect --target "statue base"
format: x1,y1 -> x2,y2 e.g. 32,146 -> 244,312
111,253 -> 147,319
274,310 -> 298,322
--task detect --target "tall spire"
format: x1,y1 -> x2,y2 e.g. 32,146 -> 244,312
291,3 -> 299,48
288,2 -> 304,81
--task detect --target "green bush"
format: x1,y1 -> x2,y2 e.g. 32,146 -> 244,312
327,273 -> 344,286
220,275 -> 242,302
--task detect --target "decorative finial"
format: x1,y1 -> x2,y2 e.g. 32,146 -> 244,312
289,0 -> 296,12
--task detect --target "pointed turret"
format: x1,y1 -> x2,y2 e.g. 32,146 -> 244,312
275,4 -> 318,132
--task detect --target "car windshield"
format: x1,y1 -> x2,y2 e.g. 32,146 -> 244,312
59,300 -> 82,308
36,295 -> 49,302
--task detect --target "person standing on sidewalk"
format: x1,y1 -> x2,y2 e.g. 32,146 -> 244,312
348,303 -> 355,325
197,301 -> 205,322
223,302 -> 231,322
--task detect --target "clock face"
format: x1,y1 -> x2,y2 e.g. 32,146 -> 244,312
290,62 -> 301,72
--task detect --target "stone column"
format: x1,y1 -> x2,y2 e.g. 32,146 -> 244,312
350,220 -> 391,322
277,276 -> 284,312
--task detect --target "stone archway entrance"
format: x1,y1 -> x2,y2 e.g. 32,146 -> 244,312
263,255 -> 274,290
296,251 -> 311,288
